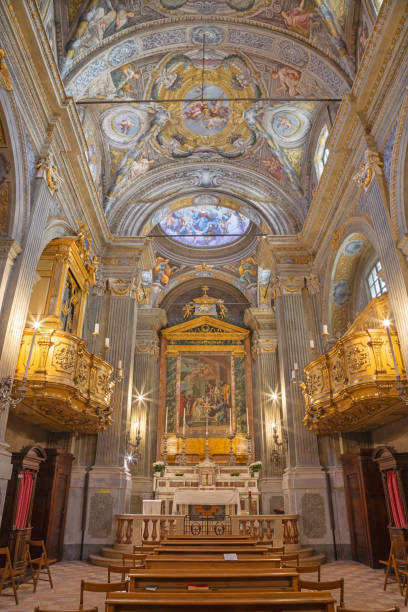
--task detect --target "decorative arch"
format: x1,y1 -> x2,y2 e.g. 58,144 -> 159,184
322,220 -> 382,337
0,90 -> 30,244
389,89 -> 408,241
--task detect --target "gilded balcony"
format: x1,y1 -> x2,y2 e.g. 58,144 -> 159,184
302,295 -> 408,434
12,328 -> 113,433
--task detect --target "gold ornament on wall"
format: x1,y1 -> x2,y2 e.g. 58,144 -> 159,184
0,48 -> 12,91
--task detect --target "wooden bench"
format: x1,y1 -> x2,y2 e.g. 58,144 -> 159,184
105,590 -> 336,612
152,546 -> 271,556
144,557 -> 281,570
159,539 -> 258,547
128,567 -> 299,592
164,535 -> 253,542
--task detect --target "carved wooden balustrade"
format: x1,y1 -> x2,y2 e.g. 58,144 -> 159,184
13,328 -> 114,433
114,514 -> 299,550
302,295 -> 408,434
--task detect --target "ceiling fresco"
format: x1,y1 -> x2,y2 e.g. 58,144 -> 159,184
159,201 -> 251,248
62,0 -> 352,78
53,0 -> 372,293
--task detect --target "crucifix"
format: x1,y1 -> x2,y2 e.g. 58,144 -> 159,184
201,396 -> 214,461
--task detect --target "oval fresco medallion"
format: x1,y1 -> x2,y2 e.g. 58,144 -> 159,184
272,111 -> 300,138
183,84 -> 230,136
112,112 -> 140,138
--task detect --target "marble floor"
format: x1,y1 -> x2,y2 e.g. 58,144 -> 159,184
0,560 -> 404,611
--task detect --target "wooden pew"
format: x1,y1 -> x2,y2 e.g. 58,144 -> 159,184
128,567 -> 299,592
164,535 -> 253,542
159,539 -> 258,547
105,590 -> 336,612
152,546 -> 271,556
144,556 -> 281,571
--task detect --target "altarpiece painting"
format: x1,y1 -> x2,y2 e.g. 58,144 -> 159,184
157,314 -> 253,463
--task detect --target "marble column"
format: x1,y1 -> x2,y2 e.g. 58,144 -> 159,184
82,278 -> 138,558
244,307 -> 284,514
273,272 -> 334,557
128,308 -> 167,513
0,176 -> 55,525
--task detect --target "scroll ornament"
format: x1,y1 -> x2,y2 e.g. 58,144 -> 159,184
35,153 -> 63,193
0,48 -> 12,91
353,150 -> 383,191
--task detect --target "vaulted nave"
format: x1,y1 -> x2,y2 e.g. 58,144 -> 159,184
0,0 -> 407,611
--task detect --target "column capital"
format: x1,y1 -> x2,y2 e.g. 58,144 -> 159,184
137,307 -> 167,333
244,306 -> 275,331
0,238 -> 21,261
271,273 -> 320,297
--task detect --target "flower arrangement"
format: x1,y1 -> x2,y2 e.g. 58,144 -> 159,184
175,473 -> 184,476
249,461 -> 262,473
153,461 -> 165,473
230,471 -> 240,476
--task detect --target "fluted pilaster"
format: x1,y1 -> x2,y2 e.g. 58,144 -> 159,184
274,282 -> 320,468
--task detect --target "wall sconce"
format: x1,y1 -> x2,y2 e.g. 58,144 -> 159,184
0,321 -> 41,413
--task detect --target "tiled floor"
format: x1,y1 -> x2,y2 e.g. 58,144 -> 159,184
0,560 -> 405,611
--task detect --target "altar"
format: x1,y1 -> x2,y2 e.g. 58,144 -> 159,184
154,289 -> 259,516
154,459 -> 259,515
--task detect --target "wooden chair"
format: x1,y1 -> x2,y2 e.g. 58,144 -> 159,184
35,608 -> 98,612
380,541 -> 408,595
283,563 -> 321,581
337,608 -> 399,612
22,539 -> 56,592
80,580 -> 128,609
397,566 -> 408,606
300,578 -> 344,608
107,564 -> 130,582
0,546 -> 18,605
280,552 -> 300,567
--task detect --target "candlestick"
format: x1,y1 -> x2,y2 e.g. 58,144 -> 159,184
118,360 -> 122,369
23,322 -> 40,381
182,402 -> 186,437
310,339 -> 315,349
322,324 -> 329,336
294,362 -> 299,372
291,370 -> 296,381
93,323 -> 99,336
104,337 -> 110,350
229,406 -> 232,434
385,322 -> 400,378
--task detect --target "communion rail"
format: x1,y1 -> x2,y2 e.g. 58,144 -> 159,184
115,514 -> 299,550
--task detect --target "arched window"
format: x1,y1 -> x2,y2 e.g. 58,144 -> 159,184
367,261 -> 387,298
372,0 -> 384,15
314,125 -> 330,181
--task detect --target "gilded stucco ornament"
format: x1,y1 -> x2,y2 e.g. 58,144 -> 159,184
35,153 -> 63,193
353,149 -> 383,191
0,48 -> 12,91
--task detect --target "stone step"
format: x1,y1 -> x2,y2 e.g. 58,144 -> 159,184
90,546 -> 325,568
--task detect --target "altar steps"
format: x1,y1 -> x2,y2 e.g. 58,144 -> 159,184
89,545 -> 325,568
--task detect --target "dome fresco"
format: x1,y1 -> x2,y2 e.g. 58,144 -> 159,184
159,205 -> 251,247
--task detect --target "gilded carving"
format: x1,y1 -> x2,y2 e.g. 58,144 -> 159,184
345,344 -> 369,373
53,345 -> 76,373
303,295 -> 407,434
0,48 -> 13,91
0,182 -> 9,233
14,329 -> 113,433
35,153 -> 62,193
353,149 -> 383,191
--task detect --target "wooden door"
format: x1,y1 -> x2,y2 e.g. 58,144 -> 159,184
345,471 -> 369,564
31,450 -> 73,561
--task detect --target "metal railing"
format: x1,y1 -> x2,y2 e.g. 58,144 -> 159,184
184,515 -> 232,536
